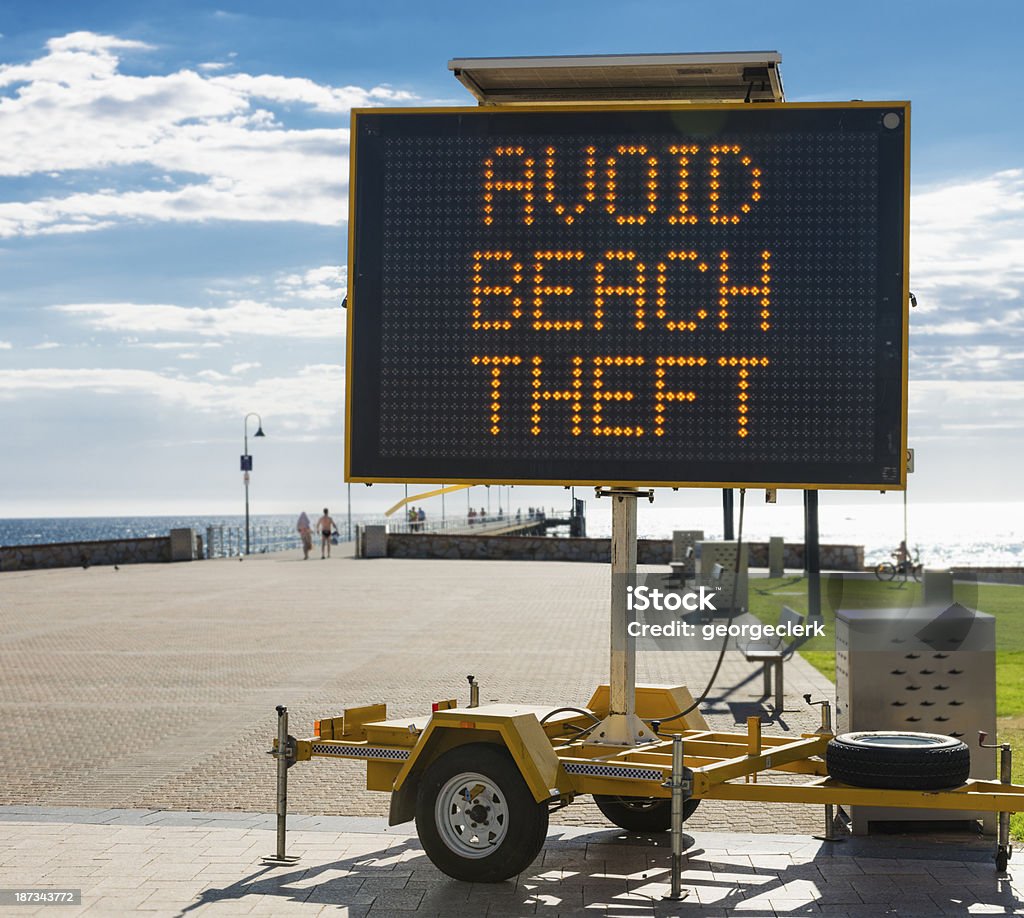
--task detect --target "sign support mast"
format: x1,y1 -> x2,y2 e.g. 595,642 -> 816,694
593,487 -> 655,745
444,52 -> 788,748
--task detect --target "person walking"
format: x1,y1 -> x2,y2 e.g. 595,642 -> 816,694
296,511 -> 313,560
317,508 -> 336,559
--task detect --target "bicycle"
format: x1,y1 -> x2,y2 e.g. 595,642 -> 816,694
875,548 -> 922,582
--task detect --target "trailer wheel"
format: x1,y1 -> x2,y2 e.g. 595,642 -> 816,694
415,743 -> 548,882
593,795 -> 700,832
826,731 -> 970,790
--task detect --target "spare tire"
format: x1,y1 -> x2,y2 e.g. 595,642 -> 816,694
826,731 -> 970,790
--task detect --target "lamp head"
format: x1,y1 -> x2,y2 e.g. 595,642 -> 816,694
255,426 -> 266,438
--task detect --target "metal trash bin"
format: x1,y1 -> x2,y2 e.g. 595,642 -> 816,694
835,604 -> 996,834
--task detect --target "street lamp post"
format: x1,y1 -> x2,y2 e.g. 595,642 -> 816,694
242,413 -> 266,555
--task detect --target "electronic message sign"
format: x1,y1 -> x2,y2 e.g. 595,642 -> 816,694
345,103 -> 909,489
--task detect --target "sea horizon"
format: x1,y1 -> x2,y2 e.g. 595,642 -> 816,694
1,500 -> 1021,569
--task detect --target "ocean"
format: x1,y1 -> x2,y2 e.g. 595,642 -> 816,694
583,500 -> 1024,568
0,501 -> 1021,569
0,515 -> 350,557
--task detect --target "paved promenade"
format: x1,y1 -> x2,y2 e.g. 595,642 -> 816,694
0,549 -> 833,832
1,550 -> 1020,914
1,806 -> 1019,916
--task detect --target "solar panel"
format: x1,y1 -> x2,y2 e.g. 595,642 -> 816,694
448,52 -> 784,104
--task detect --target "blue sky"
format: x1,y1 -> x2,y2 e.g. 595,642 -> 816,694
1,1 -> 1022,519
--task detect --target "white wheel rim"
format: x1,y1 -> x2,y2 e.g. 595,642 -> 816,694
435,771 -> 509,858
616,797 -> 661,811
858,734 -> 948,748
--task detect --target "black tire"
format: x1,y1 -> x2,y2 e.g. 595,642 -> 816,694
593,795 -> 700,832
826,731 -> 970,790
875,562 -> 897,582
415,743 -> 548,882
996,846 -> 1009,873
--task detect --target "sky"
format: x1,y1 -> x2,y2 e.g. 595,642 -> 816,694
1,0 -> 1023,521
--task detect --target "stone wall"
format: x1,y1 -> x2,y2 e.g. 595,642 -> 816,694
387,534 -> 864,570
951,567 -> 1024,586
0,537 -> 172,572
388,533 -> 612,563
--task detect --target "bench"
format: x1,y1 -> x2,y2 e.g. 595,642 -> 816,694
667,545 -> 694,585
739,605 -> 805,713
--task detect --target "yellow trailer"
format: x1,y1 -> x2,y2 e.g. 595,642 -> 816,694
274,680 -> 1021,882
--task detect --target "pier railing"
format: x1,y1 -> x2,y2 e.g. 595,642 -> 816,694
202,511 -> 579,558
204,524 -> 310,558
373,511 -> 552,536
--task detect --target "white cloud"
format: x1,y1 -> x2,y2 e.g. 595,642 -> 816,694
45,32 -> 150,54
909,379 -> 1024,438
911,169 -> 1024,307
0,364 -> 342,430
128,340 -> 223,350
0,340 -> 11,349
52,298 -> 343,339
230,361 -> 260,373
276,265 -> 346,302
912,314 -> 1024,337
211,73 -> 411,114
0,31 -> 417,236
32,341 -> 60,349
908,170 -> 1024,382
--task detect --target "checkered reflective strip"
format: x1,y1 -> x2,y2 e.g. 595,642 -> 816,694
562,762 -> 664,781
311,744 -> 410,761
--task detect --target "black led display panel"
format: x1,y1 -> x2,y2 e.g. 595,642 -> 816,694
346,103 -> 909,489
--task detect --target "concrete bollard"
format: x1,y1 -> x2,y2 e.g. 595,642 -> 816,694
923,569 -> 954,606
363,525 -> 388,558
768,536 -> 784,578
169,528 -> 197,562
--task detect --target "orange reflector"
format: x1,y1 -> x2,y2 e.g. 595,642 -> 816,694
459,721 -> 476,729
313,720 -> 321,736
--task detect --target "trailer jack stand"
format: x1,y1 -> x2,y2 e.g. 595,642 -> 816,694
806,697 -> 844,843
812,803 -> 846,843
663,734 -> 692,901
980,732 -> 1014,873
263,705 -> 301,866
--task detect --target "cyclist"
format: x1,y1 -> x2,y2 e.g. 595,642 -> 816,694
893,540 -> 910,574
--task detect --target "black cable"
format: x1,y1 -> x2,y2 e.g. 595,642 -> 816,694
539,706 -> 603,726
655,488 -> 747,726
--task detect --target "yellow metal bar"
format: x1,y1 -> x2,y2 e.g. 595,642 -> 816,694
385,484 -> 469,517
565,733 -> 795,761
353,474 -> 898,492
566,746 -> 827,776
706,778 -> 1024,814
307,740 -> 407,761
353,101 -> 912,118
691,735 -> 830,794
747,716 -> 761,756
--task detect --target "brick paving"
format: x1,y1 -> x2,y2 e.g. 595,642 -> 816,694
0,808 -> 1019,916
0,551 -> 831,833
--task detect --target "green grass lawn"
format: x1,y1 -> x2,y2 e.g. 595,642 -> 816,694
746,574 -> 1024,838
